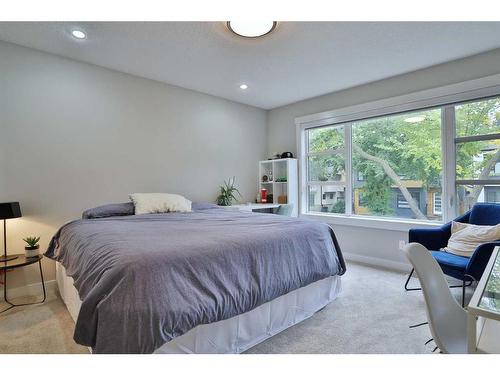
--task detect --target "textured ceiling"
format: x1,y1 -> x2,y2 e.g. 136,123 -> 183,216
1,22 -> 500,109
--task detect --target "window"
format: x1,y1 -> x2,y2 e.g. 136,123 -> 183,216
433,193 -> 442,215
486,188 -> 500,203
305,108 -> 442,221
299,93 -> 500,223
351,108 -> 441,220
358,191 -> 368,207
306,126 -> 346,214
397,191 -> 421,210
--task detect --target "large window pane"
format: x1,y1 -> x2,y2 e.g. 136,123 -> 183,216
351,108 -> 442,220
306,124 -> 346,214
456,97 -> 500,138
308,184 -> 346,214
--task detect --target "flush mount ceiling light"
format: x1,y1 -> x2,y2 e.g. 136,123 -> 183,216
71,29 -> 86,39
239,84 -> 248,90
227,21 -> 277,38
404,116 -> 425,123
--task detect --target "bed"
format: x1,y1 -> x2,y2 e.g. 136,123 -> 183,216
46,205 -> 345,354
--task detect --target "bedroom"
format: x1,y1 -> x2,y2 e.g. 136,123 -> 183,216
1,0 -> 500,372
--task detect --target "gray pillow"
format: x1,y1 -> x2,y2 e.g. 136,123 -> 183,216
191,202 -> 220,210
82,202 -> 135,219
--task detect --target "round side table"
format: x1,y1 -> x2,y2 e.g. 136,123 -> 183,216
0,254 -> 46,314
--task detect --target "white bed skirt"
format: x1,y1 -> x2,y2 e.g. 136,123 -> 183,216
56,263 -> 341,354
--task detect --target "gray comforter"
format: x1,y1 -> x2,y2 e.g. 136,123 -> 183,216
45,208 -> 345,353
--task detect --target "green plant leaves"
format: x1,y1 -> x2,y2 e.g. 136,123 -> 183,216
23,236 -> 40,247
216,176 -> 242,206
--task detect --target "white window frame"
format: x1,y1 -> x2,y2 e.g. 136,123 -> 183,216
433,193 -> 443,216
296,73 -> 500,231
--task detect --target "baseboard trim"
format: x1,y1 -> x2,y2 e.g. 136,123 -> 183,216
343,252 -> 411,273
0,279 -> 56,299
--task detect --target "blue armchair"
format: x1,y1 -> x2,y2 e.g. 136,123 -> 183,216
407,203 -> 500,306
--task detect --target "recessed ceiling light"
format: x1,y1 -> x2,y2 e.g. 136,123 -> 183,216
227,21 -> 277,38
404,116 -> 425,123
71,29 -> 86,39
239,84 -> 248,90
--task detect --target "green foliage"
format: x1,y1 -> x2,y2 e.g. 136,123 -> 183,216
216,177 -> 242,206
357,164 -> 393,215
330,199 -> 345,214
23,236 -> 40,247
352,110 -> 443,188
308,127 -> 345,182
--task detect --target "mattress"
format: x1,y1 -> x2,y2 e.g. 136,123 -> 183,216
56,262 -> 341,354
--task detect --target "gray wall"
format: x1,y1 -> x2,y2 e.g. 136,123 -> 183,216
267,47 -> 500,269
0,41 -> 267,287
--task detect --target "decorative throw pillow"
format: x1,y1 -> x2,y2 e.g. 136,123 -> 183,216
444,221 -> 500,257
129,193 -> 192,215
82,202 -> 135,219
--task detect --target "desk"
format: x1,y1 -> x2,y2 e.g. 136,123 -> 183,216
467,246 -> 500,353
222,203 -> 281,212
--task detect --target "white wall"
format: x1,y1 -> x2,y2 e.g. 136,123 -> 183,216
0,41 -> 267,287
267,47 -> 500,270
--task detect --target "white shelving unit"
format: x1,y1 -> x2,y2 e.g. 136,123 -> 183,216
258,158 -> 298,217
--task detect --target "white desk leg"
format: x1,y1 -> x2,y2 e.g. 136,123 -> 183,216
467,313 -> 477,354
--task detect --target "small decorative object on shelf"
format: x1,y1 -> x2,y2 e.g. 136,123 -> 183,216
261,188 -> 267,203
280,152 -> 294,158
268,171 -> 273,181
262,175 -> 268,182
275,176 -> 287,182
216,176 -> 242,206
278,195 -> 288,204
23,236 -> 40,258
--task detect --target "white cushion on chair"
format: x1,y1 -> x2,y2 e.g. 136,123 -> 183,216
444,221 -> 500,257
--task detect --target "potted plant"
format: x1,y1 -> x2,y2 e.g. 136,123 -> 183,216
23,236 -> 40,258
216,176 -> 242,206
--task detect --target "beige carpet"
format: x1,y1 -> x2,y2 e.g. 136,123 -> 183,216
0,262 -> 471,354
0,292 -> 88,353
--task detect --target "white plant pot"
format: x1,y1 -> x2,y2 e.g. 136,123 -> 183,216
25,247 -> 39,258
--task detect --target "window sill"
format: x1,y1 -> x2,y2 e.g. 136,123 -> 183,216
300,212 -> 443,232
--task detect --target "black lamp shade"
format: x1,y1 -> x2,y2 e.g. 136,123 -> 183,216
0,202 -> 22,220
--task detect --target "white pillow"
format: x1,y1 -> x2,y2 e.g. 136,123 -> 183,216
444,221 -> 500,257
129,193 -> 192,215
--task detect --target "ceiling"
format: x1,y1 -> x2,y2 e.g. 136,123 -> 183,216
1,22 -> 500,109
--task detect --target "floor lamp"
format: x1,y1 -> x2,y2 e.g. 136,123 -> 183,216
0,202 -> 22,262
